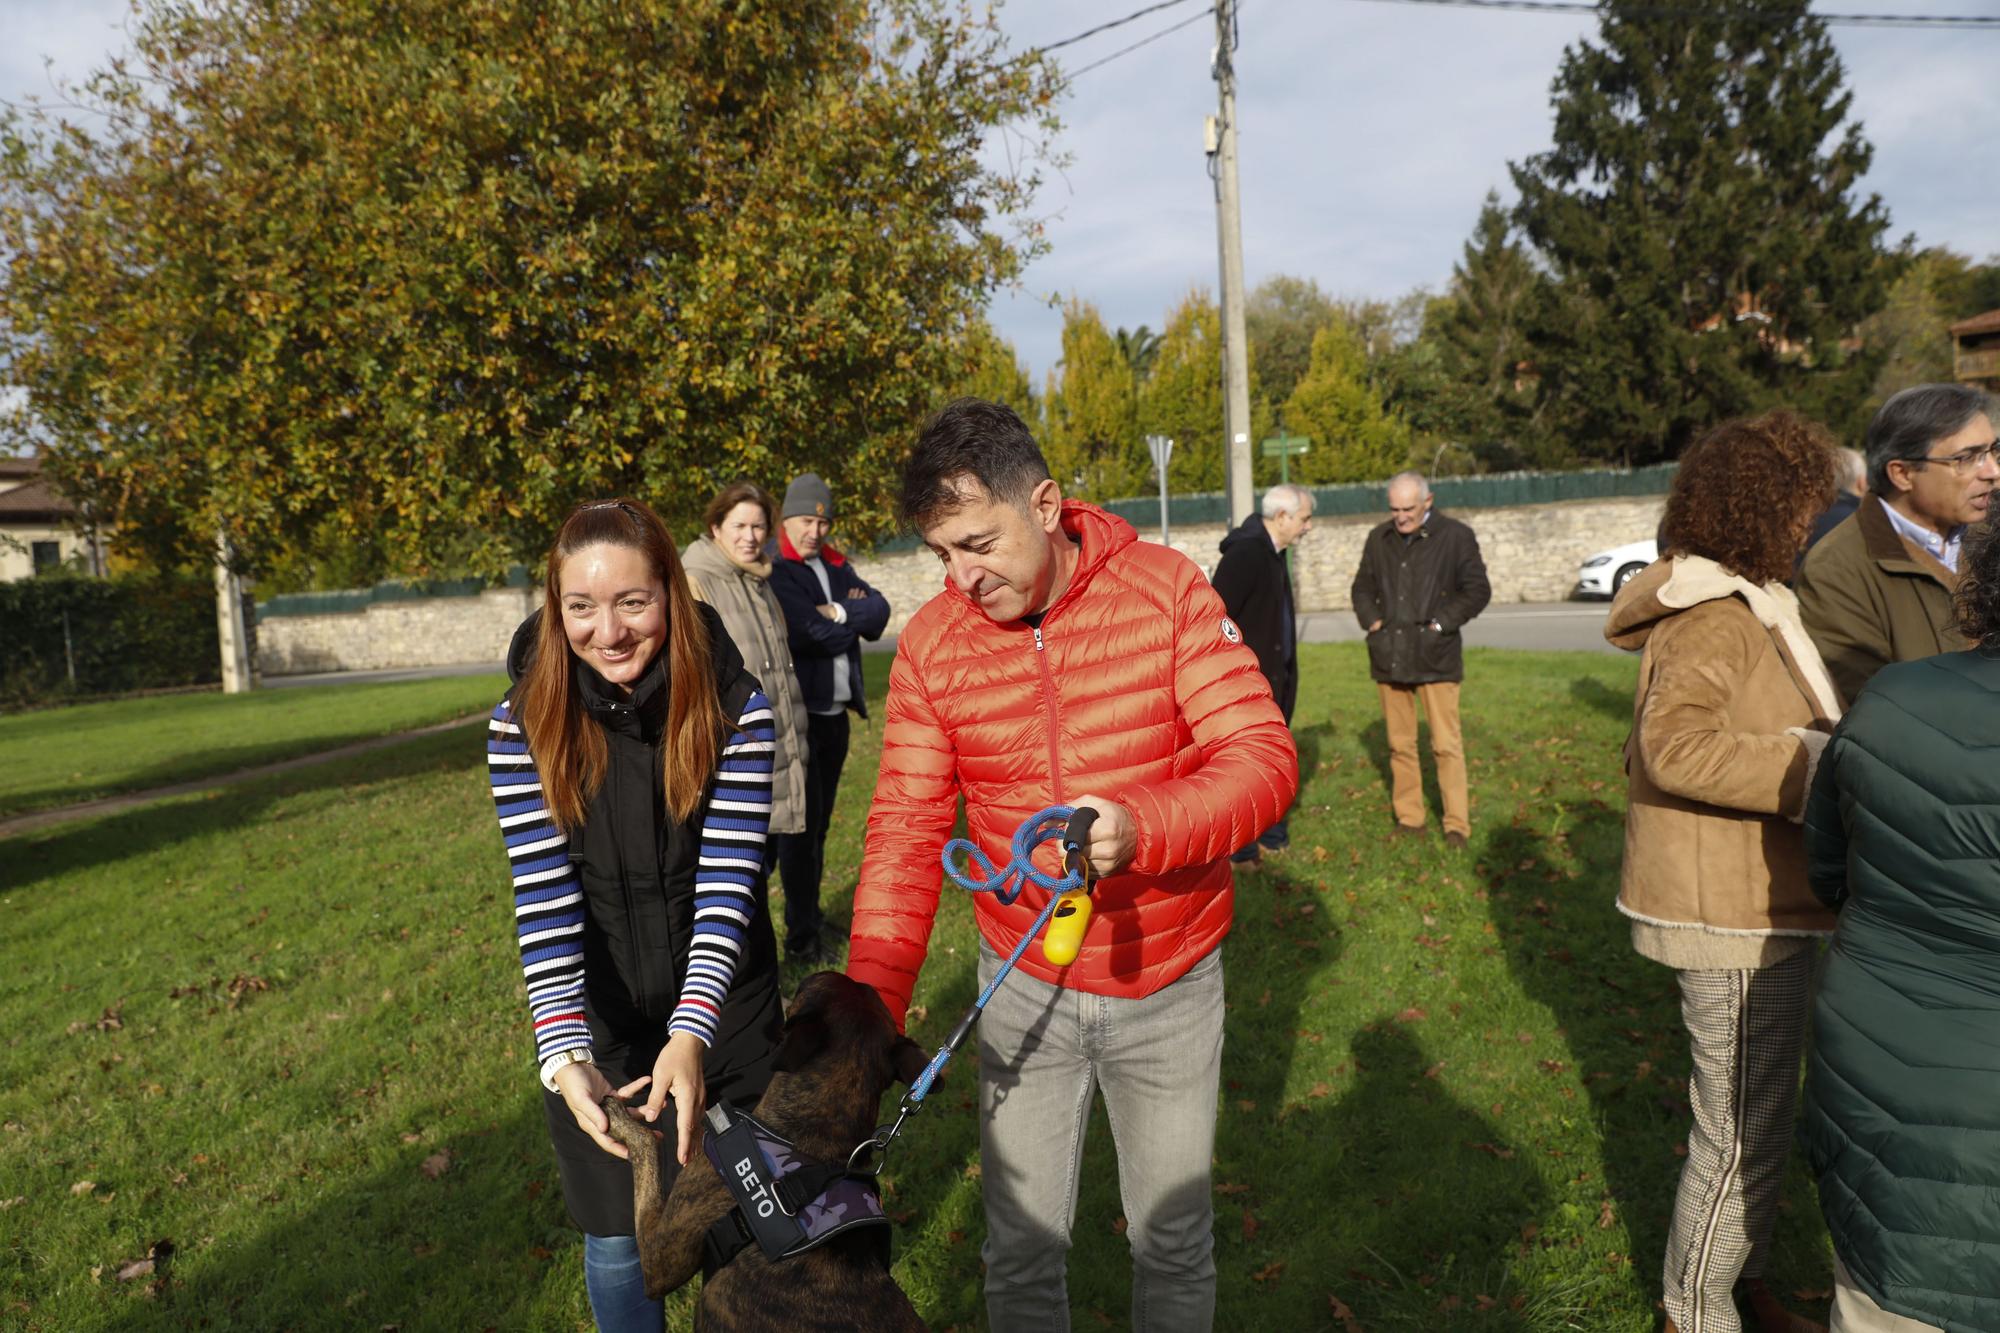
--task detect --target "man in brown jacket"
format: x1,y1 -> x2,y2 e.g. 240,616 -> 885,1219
1795,383 -> 1997,704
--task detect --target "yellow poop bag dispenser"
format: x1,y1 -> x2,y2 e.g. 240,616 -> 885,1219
1042,805 -> 1098,966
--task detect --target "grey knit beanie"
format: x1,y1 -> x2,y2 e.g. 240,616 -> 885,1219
782,472 -> 834,521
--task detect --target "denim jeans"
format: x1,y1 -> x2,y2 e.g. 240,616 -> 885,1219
581,1232 -> 662,1333
977,939 -> 1224,1333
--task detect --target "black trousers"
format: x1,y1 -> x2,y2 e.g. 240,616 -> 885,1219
771,709 -> 850,951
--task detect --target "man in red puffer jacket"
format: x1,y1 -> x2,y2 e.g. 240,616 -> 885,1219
847,398 -> 1297,1333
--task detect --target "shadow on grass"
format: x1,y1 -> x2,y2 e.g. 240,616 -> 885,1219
97,1099 -> 587,1332
1480,805 -> 1831,1318
1567,676 -> 1634,725
1220,864 -> 1547,1323
2,724 -> 485,891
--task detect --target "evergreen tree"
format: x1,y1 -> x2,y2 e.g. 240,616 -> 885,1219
1281,318 -> 1410,485
1426,195 -> 1556,467
1137,291 -> 1226,494
1043,299 -> 1145,501
1511,0 -> 1892,464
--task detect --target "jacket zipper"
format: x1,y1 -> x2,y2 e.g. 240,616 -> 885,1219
1032,625 -> 1064,801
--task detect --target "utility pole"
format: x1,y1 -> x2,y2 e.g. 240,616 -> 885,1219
1209,0 -> 1254,522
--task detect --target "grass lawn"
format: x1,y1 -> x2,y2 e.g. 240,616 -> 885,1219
0,675 -> 507,818
0,643 -> 1837,1331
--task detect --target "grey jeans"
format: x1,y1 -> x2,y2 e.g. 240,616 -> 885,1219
977,939 -> 1225,1333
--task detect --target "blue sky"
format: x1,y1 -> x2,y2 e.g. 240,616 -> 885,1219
5,0 -> 1994,386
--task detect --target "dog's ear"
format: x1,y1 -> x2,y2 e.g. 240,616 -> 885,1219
772,1011 -> 831,1074
889,1035 -> 930,1088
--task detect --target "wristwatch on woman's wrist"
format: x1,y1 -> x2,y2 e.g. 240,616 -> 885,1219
539,1048 -> 594,1092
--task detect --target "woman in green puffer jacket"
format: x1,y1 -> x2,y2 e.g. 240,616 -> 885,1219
1803,515 -> 2000,1333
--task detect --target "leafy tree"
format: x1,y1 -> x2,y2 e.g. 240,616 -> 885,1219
0,0 -> 1060,578
1279,317 -> 1410,485
1245,275 -> 1337,412
1137,290 -> 1225,494
951,316 -> 1038,424
1042,298 -> 1144,501
1857,246 -> 2000,414
1511,0 -> 1892,464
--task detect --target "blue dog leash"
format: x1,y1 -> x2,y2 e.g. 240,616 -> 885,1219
847,804 -> 1097,1171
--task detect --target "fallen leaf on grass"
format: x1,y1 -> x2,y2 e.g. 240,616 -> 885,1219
1251,1261 -> 1285,1283
1216,1182 -> 1251,1196
1327,1293 -> 1366,1331
1241,1209 -> 1259,1241
1794,1287 -> 1832,1301
1310,1080 -> 1334,1096
1394,1007 -> 1427,1024
0,1198 -> 21,1209
530,1246 -> 552,1260
69,1180 -> 96,1196
1111,1216 -> 1127,1235
400,1133 -> 422,1144
117,1258 -> 155,1282
419,1152 -> 451,1180
1467,1142 -> 1515,1160
1597,1198 -> 1616,1229
1422,1062 -> 1446,1080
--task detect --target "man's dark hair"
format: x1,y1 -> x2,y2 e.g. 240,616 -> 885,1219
1865,383 -> 1996,496
902,397 -> 1052,531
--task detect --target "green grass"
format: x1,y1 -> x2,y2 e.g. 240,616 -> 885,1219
0,644 -> 1837,1331
0,675 -> 507,818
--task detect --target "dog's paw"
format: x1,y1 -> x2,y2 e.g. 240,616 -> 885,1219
599,1097 -> 654,1154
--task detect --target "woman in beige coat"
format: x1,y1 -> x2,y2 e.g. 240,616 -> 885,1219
682,483 -> 810,842
1604,411 -> 1841,1333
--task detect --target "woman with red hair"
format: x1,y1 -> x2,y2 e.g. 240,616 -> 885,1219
487,498 -> 783,1331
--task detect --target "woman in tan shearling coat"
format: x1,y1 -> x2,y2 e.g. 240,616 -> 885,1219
1605,412 -> 1842,1333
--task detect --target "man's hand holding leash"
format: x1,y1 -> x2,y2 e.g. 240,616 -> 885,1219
1061,794 -> 1135,877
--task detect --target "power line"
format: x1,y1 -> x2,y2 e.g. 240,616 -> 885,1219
1059,8 -> 1216,82
1037,0 -> 1203,54
1344,0 -> 2000,29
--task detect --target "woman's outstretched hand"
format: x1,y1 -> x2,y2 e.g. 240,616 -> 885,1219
642,1031 -> 708,1166
553,1061 -> 654,1160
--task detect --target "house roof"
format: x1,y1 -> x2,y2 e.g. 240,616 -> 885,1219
0,453 -> 40,480
1950,308 -> 2000,338
0,477 -> 77,523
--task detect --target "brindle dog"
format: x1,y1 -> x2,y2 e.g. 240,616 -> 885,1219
601,971 -> 930,1332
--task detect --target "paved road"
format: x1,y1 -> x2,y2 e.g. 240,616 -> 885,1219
1300,601 -> 1624,656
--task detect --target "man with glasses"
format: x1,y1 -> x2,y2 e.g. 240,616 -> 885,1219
1797,383 -> 1998,703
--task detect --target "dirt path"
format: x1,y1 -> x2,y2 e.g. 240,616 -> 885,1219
0,712 -> 485,840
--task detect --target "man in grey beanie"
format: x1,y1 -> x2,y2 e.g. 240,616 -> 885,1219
766,472 -> 892,964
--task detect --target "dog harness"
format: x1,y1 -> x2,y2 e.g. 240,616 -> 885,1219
700,1100 -> 889,1274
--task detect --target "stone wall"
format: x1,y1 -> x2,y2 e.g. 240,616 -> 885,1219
256,585 -> 539,676
253,495 -> 1663,674
863,493 -> 1664,633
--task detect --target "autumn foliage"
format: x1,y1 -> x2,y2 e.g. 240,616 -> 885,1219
0,0 -> 1059,579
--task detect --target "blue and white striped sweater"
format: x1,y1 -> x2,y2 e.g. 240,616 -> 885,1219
488,692 -> 776,1065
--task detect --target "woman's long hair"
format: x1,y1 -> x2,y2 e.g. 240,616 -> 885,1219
511,498 -> 727,831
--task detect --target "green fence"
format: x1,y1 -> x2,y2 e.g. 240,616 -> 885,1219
1099,463 -> 1679,529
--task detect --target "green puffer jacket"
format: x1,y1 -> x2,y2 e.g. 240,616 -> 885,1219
1801,650 -> 2000,1332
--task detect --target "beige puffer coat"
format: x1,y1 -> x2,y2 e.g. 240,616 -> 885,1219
682,536 -> 809,836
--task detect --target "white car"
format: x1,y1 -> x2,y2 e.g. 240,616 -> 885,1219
1575,538 -> 1658,598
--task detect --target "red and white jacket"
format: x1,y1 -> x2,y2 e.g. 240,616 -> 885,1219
846,501 -> 1298,1027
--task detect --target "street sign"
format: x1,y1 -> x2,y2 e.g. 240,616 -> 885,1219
1144,435 -> 1174,546
1259,433 -> 1310,484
